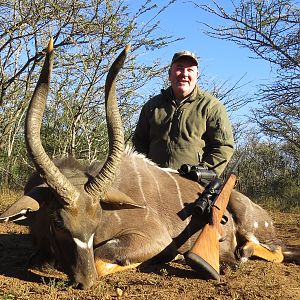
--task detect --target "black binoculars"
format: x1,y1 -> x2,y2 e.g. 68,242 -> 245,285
179,163 -> 217,183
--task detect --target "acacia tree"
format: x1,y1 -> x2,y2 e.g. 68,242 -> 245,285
195,0 -> 300,160
0,0 -> 179,188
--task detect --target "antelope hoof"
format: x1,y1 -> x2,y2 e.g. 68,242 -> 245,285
28,264 -> 67,280
27,250 -> 55,270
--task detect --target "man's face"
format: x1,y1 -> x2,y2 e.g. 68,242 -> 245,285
169,57 -> 198,100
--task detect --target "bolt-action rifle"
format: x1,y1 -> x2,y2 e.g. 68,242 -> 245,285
183,156 -> 243,281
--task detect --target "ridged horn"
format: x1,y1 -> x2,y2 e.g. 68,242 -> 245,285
85,45 -> 130,199
25,38 -> 80,206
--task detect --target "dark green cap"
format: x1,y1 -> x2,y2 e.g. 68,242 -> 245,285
171,50 -> 198,66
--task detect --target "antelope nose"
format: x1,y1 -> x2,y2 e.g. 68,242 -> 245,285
76,280 -> 95,290
74,273 -> 97,290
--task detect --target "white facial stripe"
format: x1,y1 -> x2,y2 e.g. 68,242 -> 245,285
88,233 -> 94,249
73,238 -> 88,249
74,233 -> 94,250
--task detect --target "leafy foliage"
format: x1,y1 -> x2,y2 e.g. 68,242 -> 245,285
231,134 -> 300,210
0,0 -> 178,187
196,0 -> 300,159
195,0 -> 299,209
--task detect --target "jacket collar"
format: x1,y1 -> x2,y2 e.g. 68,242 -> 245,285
162,85 -> 201,105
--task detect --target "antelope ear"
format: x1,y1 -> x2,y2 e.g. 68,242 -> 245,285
0,195 -> 40,222
0,184 -> 51,223
101,188 -> 146,209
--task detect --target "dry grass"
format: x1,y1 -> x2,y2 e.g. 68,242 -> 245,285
0,190 -> 22,212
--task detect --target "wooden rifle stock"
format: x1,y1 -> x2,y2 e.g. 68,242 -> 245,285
185,173 -> 237,281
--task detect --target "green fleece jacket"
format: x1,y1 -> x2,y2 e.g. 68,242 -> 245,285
133,85 -> 234,175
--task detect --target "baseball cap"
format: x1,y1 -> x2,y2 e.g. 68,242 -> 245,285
171,50 -> 198,66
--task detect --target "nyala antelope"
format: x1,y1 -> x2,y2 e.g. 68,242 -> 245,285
0,39 -> 299,290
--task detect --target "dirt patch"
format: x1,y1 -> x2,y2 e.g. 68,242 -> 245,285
0,206 -> 299,299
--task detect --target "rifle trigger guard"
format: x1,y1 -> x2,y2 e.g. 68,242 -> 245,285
221,215 -> 228,225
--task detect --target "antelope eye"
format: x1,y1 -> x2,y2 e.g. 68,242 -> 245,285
51,214 -> 65,231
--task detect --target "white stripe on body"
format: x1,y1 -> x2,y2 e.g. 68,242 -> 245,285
164,171 -> 192,249
113,210 -> 122,224
164,171 -> 184,210
125,151 -> 194,249
132,157 -> 150,220
144,160 -> 162,203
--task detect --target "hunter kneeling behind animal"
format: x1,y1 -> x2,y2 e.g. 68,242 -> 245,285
132,50 -> 290,277
133,50 -> 234,176
0,41 -> 299,290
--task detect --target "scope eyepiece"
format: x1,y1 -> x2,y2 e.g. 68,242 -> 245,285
194,178 -> 223,215
194,196 -> 210,215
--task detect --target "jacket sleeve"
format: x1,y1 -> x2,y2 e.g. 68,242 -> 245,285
202,102 -> 235,176
132,102 -> 150,155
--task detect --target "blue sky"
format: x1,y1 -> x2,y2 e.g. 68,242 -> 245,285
128,0 -> 275,121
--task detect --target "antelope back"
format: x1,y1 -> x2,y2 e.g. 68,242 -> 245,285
94,150 -> 209,250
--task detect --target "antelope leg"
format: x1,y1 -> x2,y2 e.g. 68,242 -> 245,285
95,259 -> 140,276
240,241 -> 284,263
94,227 -> 174,276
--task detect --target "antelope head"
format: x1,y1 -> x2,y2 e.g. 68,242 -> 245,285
1,39 -> 131,289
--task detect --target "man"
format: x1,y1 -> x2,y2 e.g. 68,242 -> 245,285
133,51 -> 234,176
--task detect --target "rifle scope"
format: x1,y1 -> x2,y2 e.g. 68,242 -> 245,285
194,178 -> 223,215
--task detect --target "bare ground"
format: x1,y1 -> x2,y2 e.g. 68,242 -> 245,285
0,194 -> 299,300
